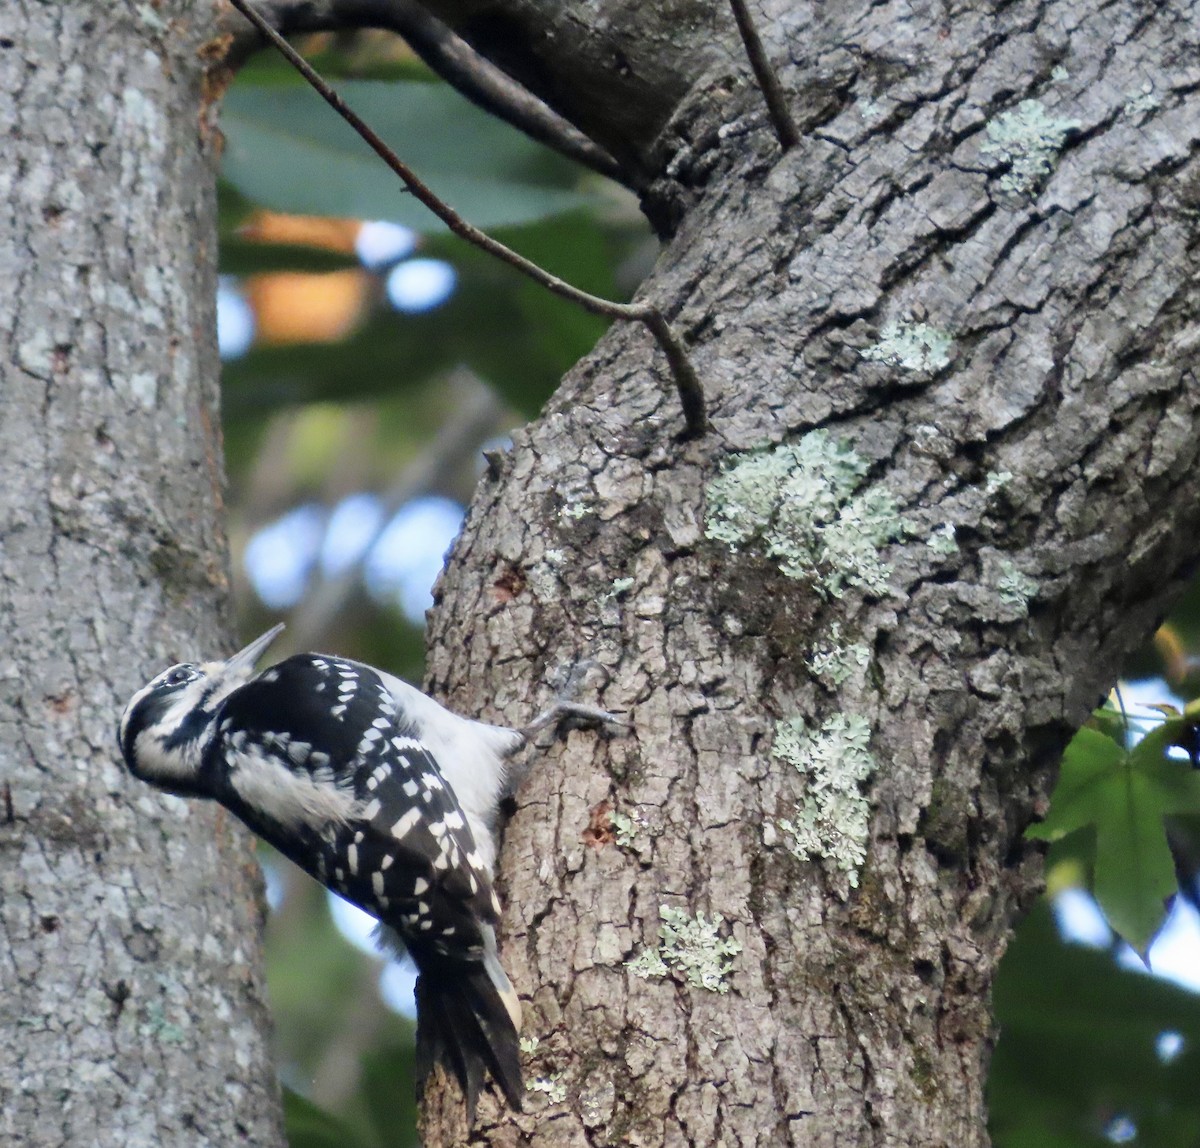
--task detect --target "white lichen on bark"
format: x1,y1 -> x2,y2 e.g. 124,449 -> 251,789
1124,82 -> 1161,119
997,561 -> 1039,615
528,1073 -> 567,1103
704,431 -> 906,598
929,523 -> 960,555
628,907 -> 741,993
772,713 -> 878,887
607,576 -> 635,599
807,622 -> 870,686
609,808 -> 644,848
981,99 -> 1080,194
861,319 -> 954,372
985,470 -> 1015,498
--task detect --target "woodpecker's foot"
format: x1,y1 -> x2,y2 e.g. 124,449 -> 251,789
518,700 -> 630,743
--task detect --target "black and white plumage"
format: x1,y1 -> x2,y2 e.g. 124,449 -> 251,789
118,623 -> 537,1118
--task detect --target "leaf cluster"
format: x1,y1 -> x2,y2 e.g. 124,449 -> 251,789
1028,702 -> 1200,954
218,53 -> 650,429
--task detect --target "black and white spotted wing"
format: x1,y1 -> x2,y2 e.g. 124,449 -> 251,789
205,654 -> 499,953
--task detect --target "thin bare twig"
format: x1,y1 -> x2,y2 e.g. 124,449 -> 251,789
226,0 -> 629,188
727,0 -> 799,152
227,0 -> 708,438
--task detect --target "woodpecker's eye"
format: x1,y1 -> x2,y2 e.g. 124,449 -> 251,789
164,665 -> 199,687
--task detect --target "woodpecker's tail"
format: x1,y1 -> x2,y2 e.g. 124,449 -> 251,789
412,931 -> 523,1120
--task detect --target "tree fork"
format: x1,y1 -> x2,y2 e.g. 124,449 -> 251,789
227,0 -> 709,438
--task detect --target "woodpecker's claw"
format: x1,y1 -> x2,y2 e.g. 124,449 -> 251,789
518,700 -> 630,743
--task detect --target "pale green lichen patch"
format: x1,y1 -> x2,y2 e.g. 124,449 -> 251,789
997,560 -> 1038,615
705,432 -> 905,599
519,1035 -> 540,1055
981,99 -> 1080,195
528,1073 -> 567,1103
629,907 -> 741,993
610,809 -> 642,849
133,2 -> 168,30
861,320 -> 953,373
606,576 -> 634,601
807,622 -> 870,686
627,946 -> 669,981
1124,83 -> 1160,119
985,470 -> 1013,495
772,713 -> 877,886
560,500 -> 590,521
929,523 -> 959,556
144,1001 -> 186,1043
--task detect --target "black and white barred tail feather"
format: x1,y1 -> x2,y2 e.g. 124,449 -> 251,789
412,943 -> 524,1119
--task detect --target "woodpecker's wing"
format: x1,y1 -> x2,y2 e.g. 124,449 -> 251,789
208,653 -> 500,949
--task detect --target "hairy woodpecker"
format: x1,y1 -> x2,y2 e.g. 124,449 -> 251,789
118,624 -> 614,1118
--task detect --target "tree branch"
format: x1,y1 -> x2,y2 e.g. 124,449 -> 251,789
727,0 -> 798,151
226,0 -> 631,188
226,0 -> 708,438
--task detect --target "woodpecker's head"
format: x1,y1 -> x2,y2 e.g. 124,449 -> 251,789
118,624 -> 285,794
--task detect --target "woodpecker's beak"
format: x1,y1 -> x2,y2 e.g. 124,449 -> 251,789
224,623 -> 286,680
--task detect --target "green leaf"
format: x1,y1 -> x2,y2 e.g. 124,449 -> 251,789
1128,721 -> 1200,817
1087,704 -> 1129,744
1092,762 -> 1176,953
1044,824 -> 1096,890
1027,719 -> 1200,952
221,82 -> 593,231
1025,727 -> 1126,842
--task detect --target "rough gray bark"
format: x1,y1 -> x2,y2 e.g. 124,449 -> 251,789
418,2 -> 1200,1145
0,5 -> 283,1146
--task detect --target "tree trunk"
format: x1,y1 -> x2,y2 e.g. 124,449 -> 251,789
422,1 -> 1200,1144
0,5 -> 283,1145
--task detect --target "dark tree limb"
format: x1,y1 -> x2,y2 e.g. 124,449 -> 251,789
224,0 -> 631,188
227,0 -> 708,437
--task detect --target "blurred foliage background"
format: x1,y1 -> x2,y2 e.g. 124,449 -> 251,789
217,29 -> 1200,1148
